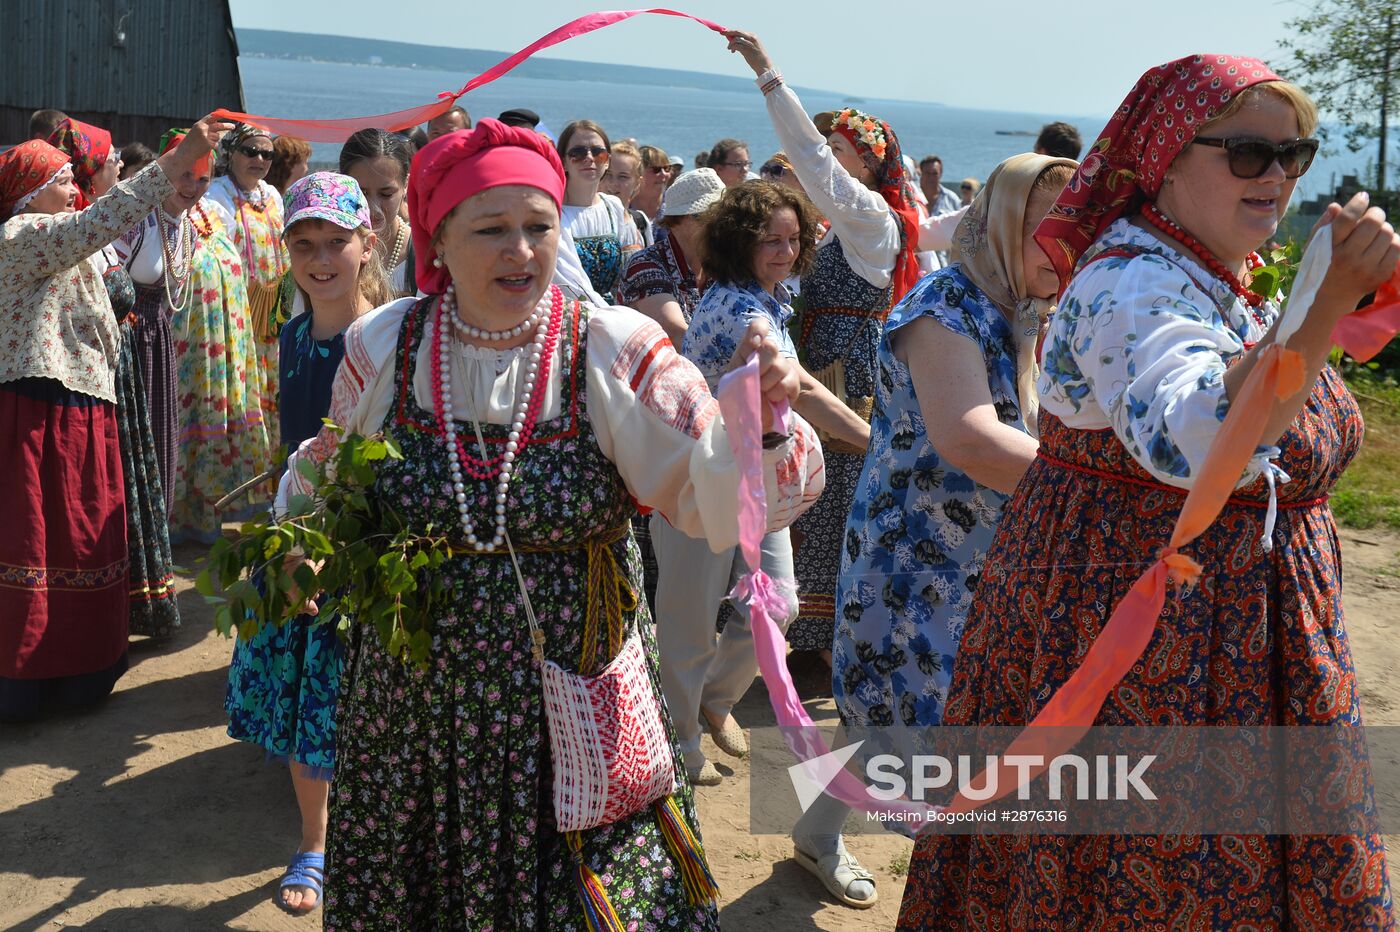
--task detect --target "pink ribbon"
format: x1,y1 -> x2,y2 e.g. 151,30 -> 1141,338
213,10 -> 727,142
717,356 -> 937,824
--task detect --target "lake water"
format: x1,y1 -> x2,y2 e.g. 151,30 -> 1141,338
241,56 -> 1359,202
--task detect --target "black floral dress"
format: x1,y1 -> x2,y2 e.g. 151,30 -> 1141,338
323,297 -> 719,931
104,264 -> 180,639
788,236 -> 894,651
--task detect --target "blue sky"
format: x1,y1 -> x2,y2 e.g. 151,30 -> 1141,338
228,0 -> 1307,118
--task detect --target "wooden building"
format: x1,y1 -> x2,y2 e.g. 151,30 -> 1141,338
0,0 -> 245,146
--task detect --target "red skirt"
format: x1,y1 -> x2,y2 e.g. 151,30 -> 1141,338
0,378 -> 129,717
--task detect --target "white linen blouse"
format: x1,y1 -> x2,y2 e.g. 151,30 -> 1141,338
275,293 -> 826,550
757,71 -> 900,289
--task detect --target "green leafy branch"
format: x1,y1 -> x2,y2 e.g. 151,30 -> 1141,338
1249,240 -> 1303,304
196,422 -> 455,667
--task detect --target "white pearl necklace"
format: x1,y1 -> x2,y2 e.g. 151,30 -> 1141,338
438,287 -> 551,551
447,282 -> 545,342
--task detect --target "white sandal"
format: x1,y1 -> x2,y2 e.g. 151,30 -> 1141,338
793,844 -> 878,909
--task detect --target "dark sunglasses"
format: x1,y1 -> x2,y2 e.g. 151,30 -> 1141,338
645,165 -> 669,175
566,145 -> 609,162
1191,136 -> 1319,179
760,164 -> 788,178
238,145 -> 274,160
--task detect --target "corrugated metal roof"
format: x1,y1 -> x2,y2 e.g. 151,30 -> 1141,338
0,0 -> 244,117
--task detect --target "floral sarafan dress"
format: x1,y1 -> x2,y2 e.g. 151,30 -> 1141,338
208,177 -> 287,425
166,204 -> 272,542
834,266 -> 1023,730
899,222 -> 1394,929
275,293 -> 824,930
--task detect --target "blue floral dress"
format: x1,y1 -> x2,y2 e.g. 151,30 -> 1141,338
833,266 -> 1023,727
681,279 -> 798,384
224,310 -> 347,775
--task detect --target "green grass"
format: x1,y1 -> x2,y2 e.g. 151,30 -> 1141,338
885,852 -> 911,876
1335,368 -> 1400,532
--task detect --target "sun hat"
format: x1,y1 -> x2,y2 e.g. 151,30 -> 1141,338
660,167 -> 725,217
282,171 -> 372,236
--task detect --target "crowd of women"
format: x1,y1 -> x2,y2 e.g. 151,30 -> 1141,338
2,24 -> 1395,930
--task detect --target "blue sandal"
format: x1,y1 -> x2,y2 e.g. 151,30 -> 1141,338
276,850 -> 325,915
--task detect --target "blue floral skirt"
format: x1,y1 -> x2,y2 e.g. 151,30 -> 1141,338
225,598 -> 343,776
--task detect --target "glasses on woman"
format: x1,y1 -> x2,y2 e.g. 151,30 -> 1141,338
760,164 -> 788,179
723,160 -> 752,170
566,145 -> 609,163
238,145 -> 274,160
1190,136 -> 1319,179
645,165 -> 669,175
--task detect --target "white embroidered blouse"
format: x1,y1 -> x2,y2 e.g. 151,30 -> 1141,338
0,164 -> 174,402
276,294 -> 826,550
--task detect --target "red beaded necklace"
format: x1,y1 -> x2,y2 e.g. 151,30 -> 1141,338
428,287 -> 564,480
1140,203 -> 1266,316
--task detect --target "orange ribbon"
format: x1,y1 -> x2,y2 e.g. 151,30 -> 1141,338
1333,265 -> 1400,362
950,342 -> 1305,812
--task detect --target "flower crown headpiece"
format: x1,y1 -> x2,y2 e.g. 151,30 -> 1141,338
833,108 -> 888,160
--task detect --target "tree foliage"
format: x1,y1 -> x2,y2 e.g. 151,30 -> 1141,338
197,423 -> 454,668
1281,0 -> 1400,189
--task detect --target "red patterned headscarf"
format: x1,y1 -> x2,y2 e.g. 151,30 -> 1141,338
0,140 -> 72,218
817,108 -> 922,302
408,117 -> 566,294
1033,54 -> 1281,290
47,118 -> 113,209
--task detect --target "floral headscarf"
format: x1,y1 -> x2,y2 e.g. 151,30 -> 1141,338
1033,54 -> 1281,290
817,107 -> 922,301
215,123 -> 274,178
46,118 -> 112,208
0,140 -> 72,218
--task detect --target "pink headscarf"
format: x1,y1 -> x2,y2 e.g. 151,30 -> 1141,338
1034,54 -> 1281,290
407,117 -> 566,294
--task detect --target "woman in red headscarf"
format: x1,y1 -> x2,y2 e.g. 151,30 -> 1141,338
899,55 -> 1397,928
0,118 -> 229,720
49,118 -> 184,641
46,117 -> 122,209
273,118 -> 823,930
725,30 -> 919,668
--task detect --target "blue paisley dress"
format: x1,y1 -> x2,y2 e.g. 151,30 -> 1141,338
224,311 -> 347,775
833,266 -> 1023,727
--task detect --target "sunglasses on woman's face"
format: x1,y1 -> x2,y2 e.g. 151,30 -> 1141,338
566,145 -> 609,163
1190,136 -> 1319,179
760,164 -> 788,179
238,145 -> 274,160
645,165 -> 669,175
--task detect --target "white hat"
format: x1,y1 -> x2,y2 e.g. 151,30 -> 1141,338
661,167 -> 725,217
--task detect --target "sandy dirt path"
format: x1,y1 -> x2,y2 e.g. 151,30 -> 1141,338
2,530 -> 1396,931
